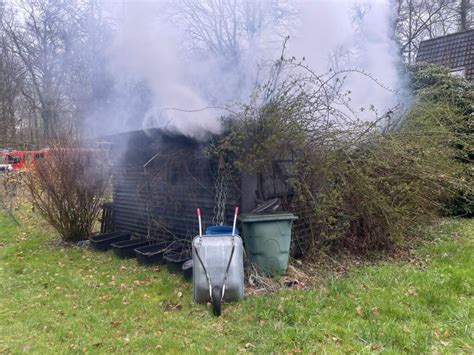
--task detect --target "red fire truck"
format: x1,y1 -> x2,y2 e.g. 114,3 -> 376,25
3,150 -> 48,171
0,151 -> 13,172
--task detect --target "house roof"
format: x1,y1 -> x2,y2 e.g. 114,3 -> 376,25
416,29 -> 474,82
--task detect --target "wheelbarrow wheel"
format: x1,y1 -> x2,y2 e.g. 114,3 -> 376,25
212,286 -> 222,317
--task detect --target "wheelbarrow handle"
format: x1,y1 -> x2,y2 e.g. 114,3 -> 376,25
197,208 -> 202,237
232,207 -> 238,235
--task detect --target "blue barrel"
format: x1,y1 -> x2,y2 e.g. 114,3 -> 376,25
205,225 -> 239,236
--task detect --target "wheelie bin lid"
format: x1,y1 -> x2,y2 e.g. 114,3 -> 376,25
239,213 -> 298,223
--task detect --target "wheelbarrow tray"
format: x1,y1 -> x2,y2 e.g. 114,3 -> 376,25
111,238 -> 151,259
89,231 -> 131,252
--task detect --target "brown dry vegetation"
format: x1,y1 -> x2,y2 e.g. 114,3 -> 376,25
22,137 -> 110,242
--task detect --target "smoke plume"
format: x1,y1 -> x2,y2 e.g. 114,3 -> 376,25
98,0 -> 404,138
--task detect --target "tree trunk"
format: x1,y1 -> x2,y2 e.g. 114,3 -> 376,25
41,103 -> 53,139
408,0 -> 413,64
459,0 -> 472,31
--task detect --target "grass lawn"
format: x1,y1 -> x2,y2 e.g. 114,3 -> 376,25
0,211 -> 473,353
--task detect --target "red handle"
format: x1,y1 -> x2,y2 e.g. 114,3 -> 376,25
232,207 -> 239,236
197,208 -> 202,237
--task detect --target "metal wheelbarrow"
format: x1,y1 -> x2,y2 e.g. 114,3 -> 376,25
192,208 -> 244,316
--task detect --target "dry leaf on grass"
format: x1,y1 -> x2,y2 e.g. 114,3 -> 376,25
164,303 -> 182,311
371,343 -> 381,351
372,307 -> 380,316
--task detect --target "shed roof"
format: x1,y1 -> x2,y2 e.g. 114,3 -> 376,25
416,29 -> 474,82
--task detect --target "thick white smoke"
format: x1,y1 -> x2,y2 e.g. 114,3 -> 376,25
106,2 -> 223,139
288,0 -> 403,120
102,0 -> 404,138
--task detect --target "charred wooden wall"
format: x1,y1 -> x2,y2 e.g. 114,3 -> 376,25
105,129 -> 240,243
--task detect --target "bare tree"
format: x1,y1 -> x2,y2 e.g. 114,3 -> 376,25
459,0 -> 473,30
1,0 -> 110,142
0,26 -> 24,146
395,0 -> 472,63
171,0 -> 295,63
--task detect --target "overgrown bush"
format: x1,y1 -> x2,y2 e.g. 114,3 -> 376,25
407,64 -> 473,114
24,137 -> 110,242
213,58 -> 467,256
295,133 -> 461,254
404,64 -> 473,216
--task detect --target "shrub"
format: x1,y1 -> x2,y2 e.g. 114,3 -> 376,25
407,64 -> 473,114
294,133 -> 461,255
404,64 -> 473,217
24,137 -> 109,242
213,58 -> 466,256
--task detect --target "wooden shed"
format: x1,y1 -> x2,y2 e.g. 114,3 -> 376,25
101,128 -> 295,246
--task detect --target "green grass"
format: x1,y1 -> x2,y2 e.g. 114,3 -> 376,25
1,211 -> 473,353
